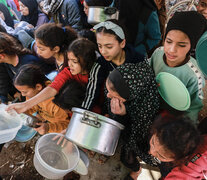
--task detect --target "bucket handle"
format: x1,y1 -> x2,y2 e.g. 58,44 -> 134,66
81,111 -> 101,128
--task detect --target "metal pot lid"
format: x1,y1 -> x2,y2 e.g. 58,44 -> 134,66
74,149 -> 89,175
71,108 -> 124,130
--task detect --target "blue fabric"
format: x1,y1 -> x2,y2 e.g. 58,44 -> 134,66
134,11 -> 161,56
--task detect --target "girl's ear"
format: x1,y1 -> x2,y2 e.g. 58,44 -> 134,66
35,84 -> 43,91
120,39 -> 126,48
0,53 -> 5,60
52,46 -> 60,53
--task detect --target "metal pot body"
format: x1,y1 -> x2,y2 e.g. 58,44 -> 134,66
87,6 -> 119,25
65,108 -> 124,156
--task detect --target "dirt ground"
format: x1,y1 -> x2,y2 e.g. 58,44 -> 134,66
0,134 -> 129,180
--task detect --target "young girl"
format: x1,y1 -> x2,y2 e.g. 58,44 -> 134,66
7,38 -> 97,114
0,3 -> 14,28
106,63 -> 160,177
150,11 -> 207,123
148,114 -> 207,180
0,32 -> 50,103
19,0 -> 46,27
82,19 -> 145,112
13,64 -> 69,135
34,23 -> 77,72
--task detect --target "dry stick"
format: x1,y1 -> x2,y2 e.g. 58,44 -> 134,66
0,161 -> 9,168
12,158 -> 31,173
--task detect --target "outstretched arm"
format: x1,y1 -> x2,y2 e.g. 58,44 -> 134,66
6,86 -> 57,113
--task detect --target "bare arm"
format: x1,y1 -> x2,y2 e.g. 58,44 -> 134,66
6,86 -> 57,113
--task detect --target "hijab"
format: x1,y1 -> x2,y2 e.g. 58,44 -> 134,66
20,0 -> 39,26
0,3 -> 14,28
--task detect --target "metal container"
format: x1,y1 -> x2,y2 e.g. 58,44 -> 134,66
87,6 -> 119,25
65,108 -> 124,156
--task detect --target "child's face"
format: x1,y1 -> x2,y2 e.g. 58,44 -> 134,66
19,1 -> 29,16
197,0 -> 207,19
0,11 -> 5,21
83,1 -> 89,16
15,84 -> 42,99
96,32 -> 125,62
164,30 -> 191,67
36,39 -> 56,59
149,134 -> 175,162
67,52 -> 83,75
106,80 -> 126,103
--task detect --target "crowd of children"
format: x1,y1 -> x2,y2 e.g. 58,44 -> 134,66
1,0 -> 207,179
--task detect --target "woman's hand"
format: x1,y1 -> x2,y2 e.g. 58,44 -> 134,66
110,98 -> 126,116
6,101 -> 30,113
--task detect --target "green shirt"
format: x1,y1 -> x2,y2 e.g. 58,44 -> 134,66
150,47 -> 205,123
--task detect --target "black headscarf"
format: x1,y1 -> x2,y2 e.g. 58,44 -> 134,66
0,3 -> 14,28
20,0 -> 39,27
85,0 -> 113,6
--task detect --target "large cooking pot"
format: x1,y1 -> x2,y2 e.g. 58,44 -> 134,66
87,6 -> 119,25
65,108 -> 124,156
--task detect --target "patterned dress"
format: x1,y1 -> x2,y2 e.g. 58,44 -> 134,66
106,62 -> 160,169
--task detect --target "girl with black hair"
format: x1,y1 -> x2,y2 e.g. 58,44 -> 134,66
148,114 -> 207,180
0,32 -> 47,103
13,64 -> 69,135
35,23 -> 77,72
7,38 -> 97,114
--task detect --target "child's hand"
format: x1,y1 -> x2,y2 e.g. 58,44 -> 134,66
110,98 -> 126,116
34,122 -> 49,135
13,92 -> 22,102
6,102 -> 29,113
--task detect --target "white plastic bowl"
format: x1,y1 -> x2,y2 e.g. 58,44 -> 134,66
34,133 -> 80,179
0,104 -> 22,144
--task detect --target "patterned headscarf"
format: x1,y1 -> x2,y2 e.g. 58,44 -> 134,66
43,0 -> 64,14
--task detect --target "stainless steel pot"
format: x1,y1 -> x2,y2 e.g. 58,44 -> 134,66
65,108 -> 124,156
87,6 -> 119,25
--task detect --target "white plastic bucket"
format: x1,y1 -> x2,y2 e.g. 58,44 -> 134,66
0,104 -> 22,144
33,133 -> 80,179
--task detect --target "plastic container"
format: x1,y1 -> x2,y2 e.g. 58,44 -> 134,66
0,104 -> 22,144
33,133 -> 80,179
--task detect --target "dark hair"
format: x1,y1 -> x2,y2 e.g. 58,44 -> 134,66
85,0 -> 112,6
0,3 -> 14,28
0,32 -> 31,56
35,23 -> 77,54
67,38 -> 97,73
0,25 -> 7,33
151,113 -> 201,165
14,64 -> 48,88
95,19 -> 126,43
53,80 -> 86,110
78,29 -> 97,47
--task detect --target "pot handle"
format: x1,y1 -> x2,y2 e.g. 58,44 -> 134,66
81,111 -> 101,128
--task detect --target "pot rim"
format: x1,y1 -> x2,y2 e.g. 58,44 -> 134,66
72,107 -> 125,130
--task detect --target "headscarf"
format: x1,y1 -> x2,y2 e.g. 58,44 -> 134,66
43,0 -> 64,15
20,0 -> 39,26
165,11 -> 207,50
0,3 -> 14,28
